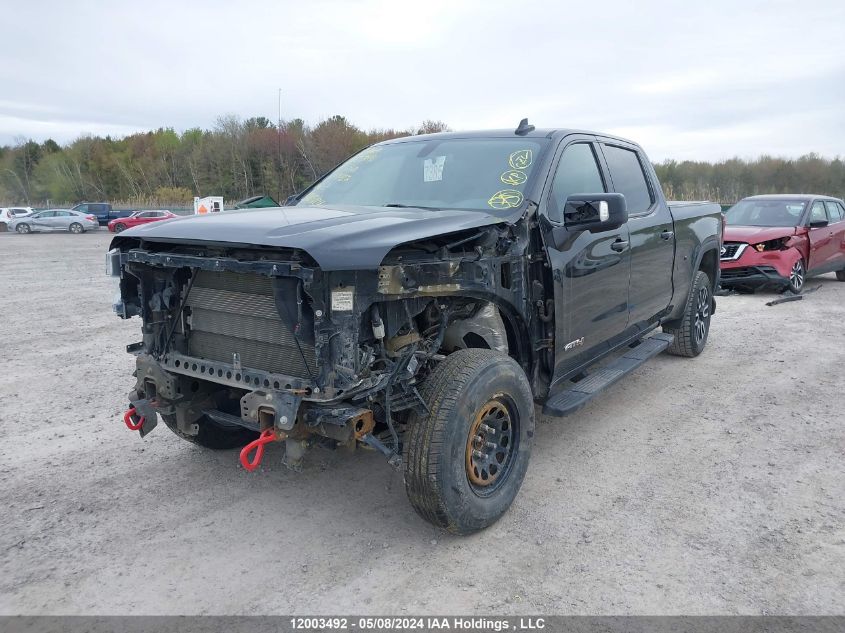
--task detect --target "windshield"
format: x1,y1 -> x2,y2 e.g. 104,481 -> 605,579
298,138 -> 548,212
725,199 -> 806,227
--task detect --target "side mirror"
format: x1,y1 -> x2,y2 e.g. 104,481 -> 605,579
563,193 -> 627,232
809,219 -> 828,228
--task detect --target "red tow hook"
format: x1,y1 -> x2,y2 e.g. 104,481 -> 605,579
123,407 -> 144,431
239,429 -> 279,472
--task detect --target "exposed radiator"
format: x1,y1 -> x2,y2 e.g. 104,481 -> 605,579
185,269 -> 315,379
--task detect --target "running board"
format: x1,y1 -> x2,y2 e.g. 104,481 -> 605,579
542,333 -> 674,417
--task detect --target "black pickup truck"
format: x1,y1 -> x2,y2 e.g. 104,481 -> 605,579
72,202 -> 132,226
108,122 -> 722,534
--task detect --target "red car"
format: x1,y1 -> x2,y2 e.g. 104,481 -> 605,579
108,210 -> 176,233
720,195 -> 845,293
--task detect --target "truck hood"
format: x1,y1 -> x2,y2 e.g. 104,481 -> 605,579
723,225 -> 797,244
120,204 -> 517,270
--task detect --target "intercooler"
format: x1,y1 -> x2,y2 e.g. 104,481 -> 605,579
185,269 -> 316,379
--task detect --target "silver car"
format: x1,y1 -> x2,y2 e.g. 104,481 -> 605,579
9,209 -> 99,234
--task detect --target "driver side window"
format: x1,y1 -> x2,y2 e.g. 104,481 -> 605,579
548,143 -> 605,223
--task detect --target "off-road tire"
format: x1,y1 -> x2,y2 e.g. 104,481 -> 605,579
16,223 -> 31,234
114,223 -> 127,233
403,349 -> 534,534
161,413 -> 258,450
69,222 -> 84,234
836,269 -> 845,282
663,270 -> 712,358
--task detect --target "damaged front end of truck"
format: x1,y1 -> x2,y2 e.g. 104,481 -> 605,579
107,214 -> 539,471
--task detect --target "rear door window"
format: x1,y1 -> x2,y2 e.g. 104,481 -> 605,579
601,145 -> 654,215
824,201 -> 844,222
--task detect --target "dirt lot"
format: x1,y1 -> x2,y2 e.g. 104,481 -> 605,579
0,231 -> 843,616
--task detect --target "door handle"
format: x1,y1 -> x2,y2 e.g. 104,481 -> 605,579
660,230 -> 674,240
611,239 -> 629,252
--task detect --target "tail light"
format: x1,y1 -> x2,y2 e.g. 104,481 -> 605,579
86,215 -> 96,222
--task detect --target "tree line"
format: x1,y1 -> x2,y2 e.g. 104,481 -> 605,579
1,115 -> 843,206
0,116 -> 449,207
654,154 -> 845,203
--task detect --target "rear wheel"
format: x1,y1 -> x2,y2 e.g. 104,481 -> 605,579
114,223 -> 127,233
161,413 -> 258,450
664,270 -> 712,358
16,223 -> 31,234
404,349 -> 534,534
787,258 -> 805,294
69,222 -> 84,234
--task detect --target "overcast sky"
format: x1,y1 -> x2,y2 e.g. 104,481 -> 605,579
2,0 -> 843,161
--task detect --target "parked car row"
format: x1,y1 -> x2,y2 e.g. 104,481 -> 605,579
2,203 -> 178,234
720,194 -> 845,292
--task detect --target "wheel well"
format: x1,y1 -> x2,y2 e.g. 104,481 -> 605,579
440,298 -> 531,369
699,248 -> 718,290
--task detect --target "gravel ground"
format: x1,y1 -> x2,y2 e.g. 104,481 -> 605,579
0,231 -> 843,616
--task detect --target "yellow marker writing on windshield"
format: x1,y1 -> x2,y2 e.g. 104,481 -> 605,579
508,149 -> 533,170
488,189 -> 524,209
500,170 -> 527,186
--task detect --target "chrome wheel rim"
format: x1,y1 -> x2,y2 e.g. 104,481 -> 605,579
790,260 -> 804,291
693,285 -> 710,344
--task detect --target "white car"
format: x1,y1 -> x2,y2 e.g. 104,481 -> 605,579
0,207 -> 34,231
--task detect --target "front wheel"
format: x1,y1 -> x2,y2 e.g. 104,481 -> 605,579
403,349 -> 534,534
663,270 -> 712,358
16,223 -> 31,234
69,222 -> 84,234
787,258 -> 805,294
